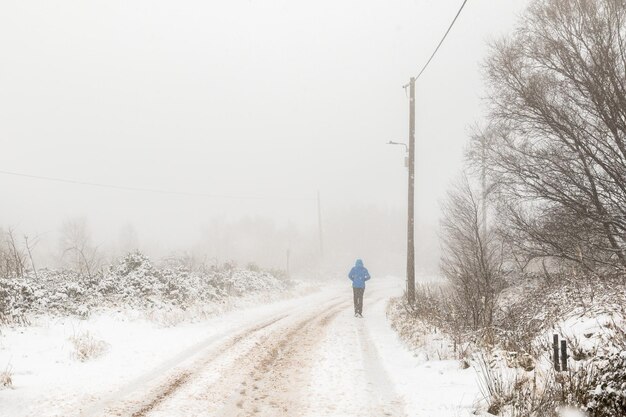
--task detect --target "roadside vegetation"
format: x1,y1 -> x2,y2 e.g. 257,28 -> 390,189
0,249 -> 291,326
389,0 -> 626,416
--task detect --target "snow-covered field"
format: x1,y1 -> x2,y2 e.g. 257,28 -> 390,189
0,277 -> 483,417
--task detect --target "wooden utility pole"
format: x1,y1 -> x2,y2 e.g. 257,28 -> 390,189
407,77 -> 416,304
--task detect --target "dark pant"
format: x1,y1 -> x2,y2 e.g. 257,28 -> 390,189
353,287 -> 365,314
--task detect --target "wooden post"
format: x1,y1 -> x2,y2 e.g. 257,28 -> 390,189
560,340 -> 568,371
553,334 -> 560,371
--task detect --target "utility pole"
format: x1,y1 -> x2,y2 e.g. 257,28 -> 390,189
317,190 -> 324,257
407,77 -> 416,304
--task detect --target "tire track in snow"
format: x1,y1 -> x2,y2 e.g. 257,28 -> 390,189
213,301 -> 347,417
301,292 -> 407,417
88,297 -> 347,417
82,313 -> 289,417
356,316 -> 407,416
128,315 -> 287,417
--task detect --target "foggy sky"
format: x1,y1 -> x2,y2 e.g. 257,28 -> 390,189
0,0 -> 530,271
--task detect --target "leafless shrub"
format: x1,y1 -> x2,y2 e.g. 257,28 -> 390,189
410,285 -> 465,346
441,175 -> 506,331
0,228 -> 27,279
387,294 -> 464,361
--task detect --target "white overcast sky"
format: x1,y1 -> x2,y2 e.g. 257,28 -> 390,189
0,0 -> 530,250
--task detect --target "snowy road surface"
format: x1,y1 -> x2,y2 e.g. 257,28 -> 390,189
0,279 -> 480,417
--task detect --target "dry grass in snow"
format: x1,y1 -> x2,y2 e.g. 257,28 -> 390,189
70,331 -> 109,362
1,364 -> 13,389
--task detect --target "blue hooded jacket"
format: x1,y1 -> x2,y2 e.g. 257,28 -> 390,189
349,259 -> 370,289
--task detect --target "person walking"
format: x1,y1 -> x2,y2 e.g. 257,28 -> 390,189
348,259 -> 370,318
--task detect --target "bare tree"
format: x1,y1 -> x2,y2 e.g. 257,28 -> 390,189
59,218 -> 100,279
23,235 -> 40,280
441,175 -> 506,330
118,223 -> 139,255
2,228 -> 26,278
0,233 -> 8,278
479,0 -> 626,276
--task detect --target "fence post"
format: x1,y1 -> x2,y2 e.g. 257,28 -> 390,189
553,334 -> 560,371
560,339 -> 568,371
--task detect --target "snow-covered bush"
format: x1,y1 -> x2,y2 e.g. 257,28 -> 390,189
481,282 -> 625,417
0,251 -> 289,323
388,275 -> 626,416
0,278 -> 36,325
583,330 -> 626,417
109,252 -> 164,304
484,349 -> 626,417
584,352 -> 626,416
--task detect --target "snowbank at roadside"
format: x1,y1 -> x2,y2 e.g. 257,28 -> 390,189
385,275 -> 626,417
373,277 -> 482,417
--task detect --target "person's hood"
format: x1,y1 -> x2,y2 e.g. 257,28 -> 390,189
355,259 -> 363,267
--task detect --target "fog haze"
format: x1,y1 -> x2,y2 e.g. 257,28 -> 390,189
0,0 -> 530,274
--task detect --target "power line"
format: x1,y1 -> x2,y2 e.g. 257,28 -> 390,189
0,169 -> 314,201
413,0 -> 469,81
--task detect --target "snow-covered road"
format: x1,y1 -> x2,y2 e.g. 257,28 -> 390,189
1,279 -> 481,417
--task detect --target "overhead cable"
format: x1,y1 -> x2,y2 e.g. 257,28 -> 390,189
414,0 -> 469,81
0,169 -> 314,201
